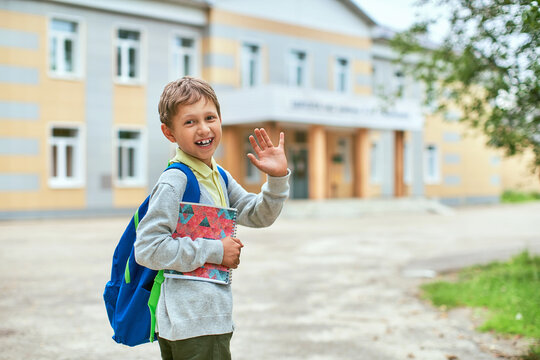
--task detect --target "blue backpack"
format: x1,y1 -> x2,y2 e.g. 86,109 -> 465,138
103,162 -> 229,347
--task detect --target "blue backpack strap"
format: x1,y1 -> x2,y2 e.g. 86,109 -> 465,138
217,165 -> 229,189
144,163 -> 201,343
165,162 -> 200,202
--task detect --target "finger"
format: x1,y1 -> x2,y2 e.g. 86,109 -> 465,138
248,135 -> 261,155
254,128 -> 267,150
278,132 -> 285,149
260,128 -> 274,148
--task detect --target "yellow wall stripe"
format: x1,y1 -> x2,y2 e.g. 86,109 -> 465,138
0,9 -> 45,32
209,9 -> 372,50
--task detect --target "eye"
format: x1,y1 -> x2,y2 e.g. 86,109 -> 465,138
206,115 -> 217,121
184,119 -> 194,125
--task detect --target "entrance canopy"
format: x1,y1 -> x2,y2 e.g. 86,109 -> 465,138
218,85 -> 424,131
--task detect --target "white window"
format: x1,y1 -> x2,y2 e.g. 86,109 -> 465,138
241,43 -> 261,88
370,141 -> 381,184
171,35 -> 196,79
244,134 -> 261,184
424,144 -> 440,184
49,126 -> 84,188
288,50 -> 307,87
334,57 -> 350,93
116,29 -> 141,82
49,18 -> 80,76
395,69 -> 405,97
116,129 -> 145,186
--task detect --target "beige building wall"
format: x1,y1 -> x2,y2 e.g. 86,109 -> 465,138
424,114 -> 502,202
0,9 -> 86,211
501,150 -> 540,192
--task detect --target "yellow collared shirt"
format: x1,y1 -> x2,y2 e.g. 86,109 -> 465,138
171,148 -> 227,207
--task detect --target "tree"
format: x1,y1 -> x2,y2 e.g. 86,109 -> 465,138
391,0 -> 540,175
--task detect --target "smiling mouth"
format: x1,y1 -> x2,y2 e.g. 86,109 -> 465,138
195,138 -> 213,147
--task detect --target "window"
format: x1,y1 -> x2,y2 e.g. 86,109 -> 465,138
172,36 -> 196,79
424,144 -> 440,184
116,29 -> 141,82
116,129 -> 145,186
395,69 -> 405,97
241,43 -> 260,88
49,126 -> 83,187
334,57 -> 350,93
244,134 -> 261,183
49,18 -> 80,76
370,141 -> 381,184
288,50 -> 307,87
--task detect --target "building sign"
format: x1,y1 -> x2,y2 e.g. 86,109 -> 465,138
290,100 -> 410,119
219,85 -> 424,131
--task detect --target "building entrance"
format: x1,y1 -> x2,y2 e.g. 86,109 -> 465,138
288,146 -> 309,199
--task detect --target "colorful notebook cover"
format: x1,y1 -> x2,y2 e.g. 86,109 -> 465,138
163,202 -> 238,285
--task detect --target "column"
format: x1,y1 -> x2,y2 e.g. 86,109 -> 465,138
220,126 -> 242,180
394,130 -> 405,197
308,125 -> 327,199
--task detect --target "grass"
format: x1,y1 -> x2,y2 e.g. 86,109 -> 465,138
421,251 -> 540,358
501,190 -> 540,203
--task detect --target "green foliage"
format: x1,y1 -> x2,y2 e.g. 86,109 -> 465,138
421,251 -> 540,357
501,190 -> 540,203
391,0 -> 540,171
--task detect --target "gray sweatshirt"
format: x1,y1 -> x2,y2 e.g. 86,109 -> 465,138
134,167 -> 290,341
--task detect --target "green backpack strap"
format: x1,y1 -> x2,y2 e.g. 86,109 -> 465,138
148,270 -> 165,342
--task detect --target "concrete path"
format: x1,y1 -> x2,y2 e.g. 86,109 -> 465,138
0,200 -> 538,360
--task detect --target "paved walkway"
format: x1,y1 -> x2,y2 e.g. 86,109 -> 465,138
0,200 -> 538,359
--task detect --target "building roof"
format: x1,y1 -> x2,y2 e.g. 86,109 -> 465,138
337,0 -> 378,27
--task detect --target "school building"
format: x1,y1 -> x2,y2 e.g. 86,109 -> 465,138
1,0 -> 538,218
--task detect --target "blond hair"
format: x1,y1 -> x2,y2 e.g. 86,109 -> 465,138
158,76 -> 221,128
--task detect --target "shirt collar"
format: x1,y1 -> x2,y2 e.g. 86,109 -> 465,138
173,148 -> 217,178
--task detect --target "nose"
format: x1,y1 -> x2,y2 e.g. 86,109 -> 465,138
197,121 -> 210,134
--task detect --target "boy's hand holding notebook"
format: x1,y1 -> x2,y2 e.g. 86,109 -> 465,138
221,236 -> 243,269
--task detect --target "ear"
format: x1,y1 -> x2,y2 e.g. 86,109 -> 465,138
161,123 -> 176,143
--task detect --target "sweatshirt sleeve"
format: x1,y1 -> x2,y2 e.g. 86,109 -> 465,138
226,169 -> 290,228
134,173 -> 224,272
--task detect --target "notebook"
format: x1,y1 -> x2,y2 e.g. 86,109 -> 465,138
163,202 -> 238,285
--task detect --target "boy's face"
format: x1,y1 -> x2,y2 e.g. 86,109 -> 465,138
162,97 -> 222,168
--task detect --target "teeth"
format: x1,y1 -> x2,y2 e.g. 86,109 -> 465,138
196,139 -> 212,145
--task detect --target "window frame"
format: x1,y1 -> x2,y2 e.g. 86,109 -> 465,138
114,126 -> 147,188
113,25 -> 146,85
334,56 -> 351,93
47,14 -> 85,79
287,49 -> 309,88
169,30 -> 200,80
241,41 -> 262,88
48,123 -> 85,189
424,143 -> 441,184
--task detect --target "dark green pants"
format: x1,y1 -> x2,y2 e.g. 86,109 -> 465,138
157,333 -> 232,360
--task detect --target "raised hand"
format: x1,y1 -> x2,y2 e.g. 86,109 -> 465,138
247,128 -> 288,177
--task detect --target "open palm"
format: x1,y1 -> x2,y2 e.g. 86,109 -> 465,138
247,128 -> 288,177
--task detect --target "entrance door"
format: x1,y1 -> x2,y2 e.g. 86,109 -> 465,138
288,147 -> 309,199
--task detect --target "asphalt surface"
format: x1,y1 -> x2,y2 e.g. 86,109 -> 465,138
0,200 -> 539,360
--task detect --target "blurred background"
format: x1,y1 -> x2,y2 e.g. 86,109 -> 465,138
0,0 -> 538,218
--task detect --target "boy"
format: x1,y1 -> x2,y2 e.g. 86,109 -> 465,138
134,76 -> 290,360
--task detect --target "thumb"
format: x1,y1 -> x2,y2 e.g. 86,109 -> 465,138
247,153 -> 262,169
233,237 -> 244,247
